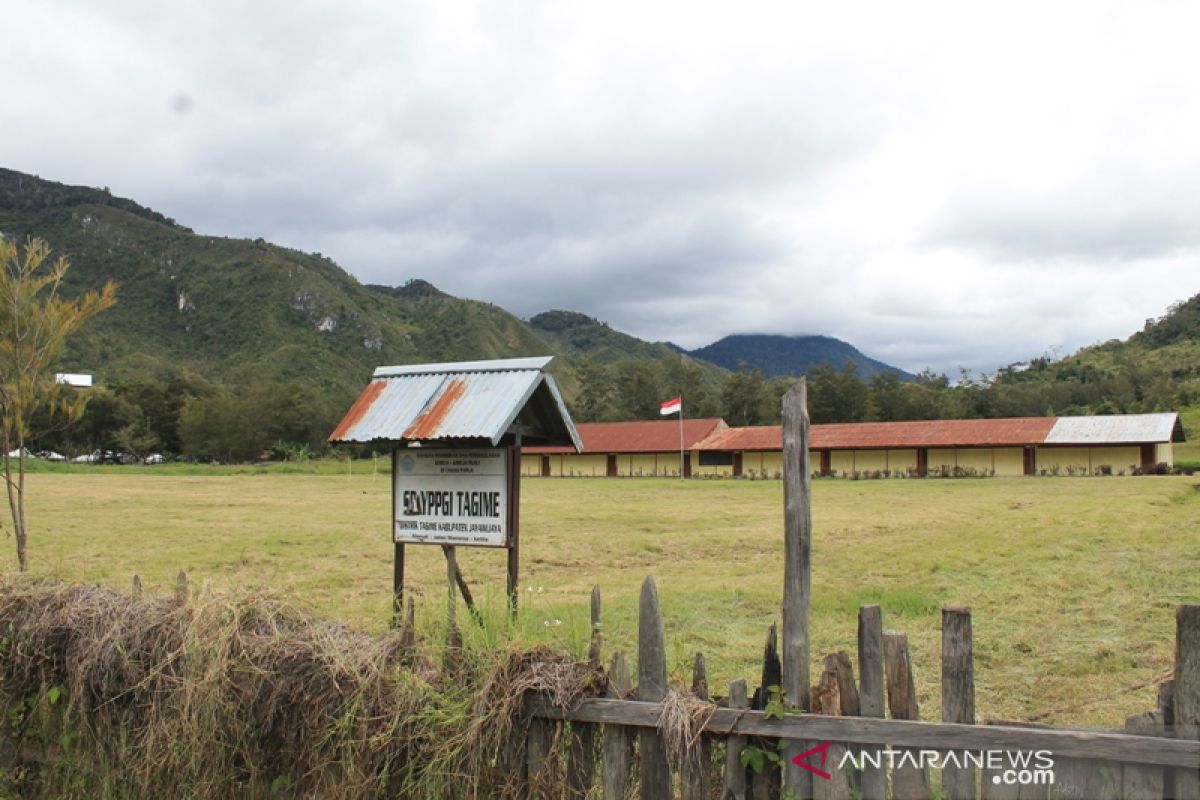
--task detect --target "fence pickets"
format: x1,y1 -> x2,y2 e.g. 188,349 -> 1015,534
520,589 -> 1198,799
515,385 -> 1199,798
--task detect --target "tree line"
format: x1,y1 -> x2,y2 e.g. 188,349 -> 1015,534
34,370 -> 342,463
572,354 -> 1194,427
30,349 -> 1194,465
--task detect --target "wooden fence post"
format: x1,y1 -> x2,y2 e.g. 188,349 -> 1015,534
526,715 -> 556,800
812,654 -> 854,800
400,596 -> 416,649
1176,604 -> 1200,800
884,631 -> 930,800
753,623 -> 782,800
682,652 -> 712,799
1121,710 -> 1165,800
1161,679 -> 1177,800
781,379 -> 813,799
568,586 -> 602,798
603,651 -> 634,800
639,576 -> 671,799
857,605 -> 887,800
723,679 -> 749,800
942,606 -> 976,800
589,584 -> 603,665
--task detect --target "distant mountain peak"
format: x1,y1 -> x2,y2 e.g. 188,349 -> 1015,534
690,333 -> 912,380
366,278 -> 448,300
0,167 -> 186,230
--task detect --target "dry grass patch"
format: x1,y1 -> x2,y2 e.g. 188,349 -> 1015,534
13,470 -> 1200,728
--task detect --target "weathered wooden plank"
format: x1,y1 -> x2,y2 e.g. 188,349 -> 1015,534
1161,679 -> 1177,800
884,631 -> 931,800
399,596 -> 416,649
526,716 -> 556,800
569,585 -> 601,799
443,546 -> 463,671
811,659 -> 853,800
980,764 -> 1024,800
528,697 -> 1200,768
942,606 -> 977,800
723,679 -> 749,800
638,576 -> 672,800
566,720 -> 595,799
682,652 -> 713,800
1176,604 -> 1200,800
781,379 -> 813,799
603,652 -> 634,800
754,624 -> 783,800
827,651 -> 860,717
1121,710 -> 1164,800
589,584 -> 603,665
1049,757 -> 1119,800
857,605 -> 887,800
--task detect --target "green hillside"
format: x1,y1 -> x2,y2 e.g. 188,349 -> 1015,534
0,168 -> 733,456
0,168 -> 567,399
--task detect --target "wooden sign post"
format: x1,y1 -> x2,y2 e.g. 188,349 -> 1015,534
390,440 -> 525,618
329,356 -> 580,627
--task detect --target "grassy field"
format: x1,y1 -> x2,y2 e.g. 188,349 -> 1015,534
8,467 -> 1200,729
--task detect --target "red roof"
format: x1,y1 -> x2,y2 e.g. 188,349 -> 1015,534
525,418 -> 726,455
696,417 -> 1058,451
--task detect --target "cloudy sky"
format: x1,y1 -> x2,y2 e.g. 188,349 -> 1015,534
5,1 -> 1199,374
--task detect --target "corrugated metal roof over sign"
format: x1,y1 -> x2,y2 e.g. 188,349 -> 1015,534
1044,413 -> 1183,444
328,356 -> 581,449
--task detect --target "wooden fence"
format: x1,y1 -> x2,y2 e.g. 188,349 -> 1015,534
516,580 -> 1199,800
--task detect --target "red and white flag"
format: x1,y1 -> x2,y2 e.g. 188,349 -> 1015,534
660,395 -> 682,416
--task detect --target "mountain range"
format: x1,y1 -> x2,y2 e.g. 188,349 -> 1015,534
0,167 -> 911,406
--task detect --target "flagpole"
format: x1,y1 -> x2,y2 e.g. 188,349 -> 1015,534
678,395 -> 684,480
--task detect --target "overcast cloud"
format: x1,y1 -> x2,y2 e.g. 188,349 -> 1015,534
4,0 -> 1198,375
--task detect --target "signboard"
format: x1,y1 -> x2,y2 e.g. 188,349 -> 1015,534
393,448 -> 508,547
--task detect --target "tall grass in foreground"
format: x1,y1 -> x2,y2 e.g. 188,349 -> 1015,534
0,575 -> 600,799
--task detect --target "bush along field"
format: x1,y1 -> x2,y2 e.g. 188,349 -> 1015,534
0,574 -> 606,799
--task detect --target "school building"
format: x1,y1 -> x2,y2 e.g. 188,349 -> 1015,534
522,413 -> 1184,478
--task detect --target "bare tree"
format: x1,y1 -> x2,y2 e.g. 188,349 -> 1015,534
0,237 -> 116,571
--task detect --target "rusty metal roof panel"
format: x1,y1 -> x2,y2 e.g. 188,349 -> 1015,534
329,357 -> 580,449
523,418 -> 726,455
1044,413 -> 1182,444
696,418 -> 1058,451
694,425 -> 783,452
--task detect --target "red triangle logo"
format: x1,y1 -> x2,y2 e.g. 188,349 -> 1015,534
791,741 -> 833,780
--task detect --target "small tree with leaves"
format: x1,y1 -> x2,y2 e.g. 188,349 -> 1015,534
0,237 -> 116,571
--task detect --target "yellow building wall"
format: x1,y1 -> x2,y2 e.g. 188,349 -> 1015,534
954,449 -> 995,473
850,450 -> 889,472
615,453 -> 677,477
1156,443 -> 1174,465
886,449 -> 918,473
521,455 -> 541,476
560,454 -> 607,477
1036,447 -> 1090,473
928,448 -> 956,472
1089,446 -> 1141,472
830,451 -> 855,475
993,448 -> 1025,476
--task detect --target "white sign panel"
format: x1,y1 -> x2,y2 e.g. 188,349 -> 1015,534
393,448 -> 508,547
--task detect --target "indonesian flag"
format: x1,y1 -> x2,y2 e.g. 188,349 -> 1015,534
660,395 -> 682,416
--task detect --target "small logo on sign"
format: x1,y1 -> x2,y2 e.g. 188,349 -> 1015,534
400,455 -> 415,473
792,741 -> 832,780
